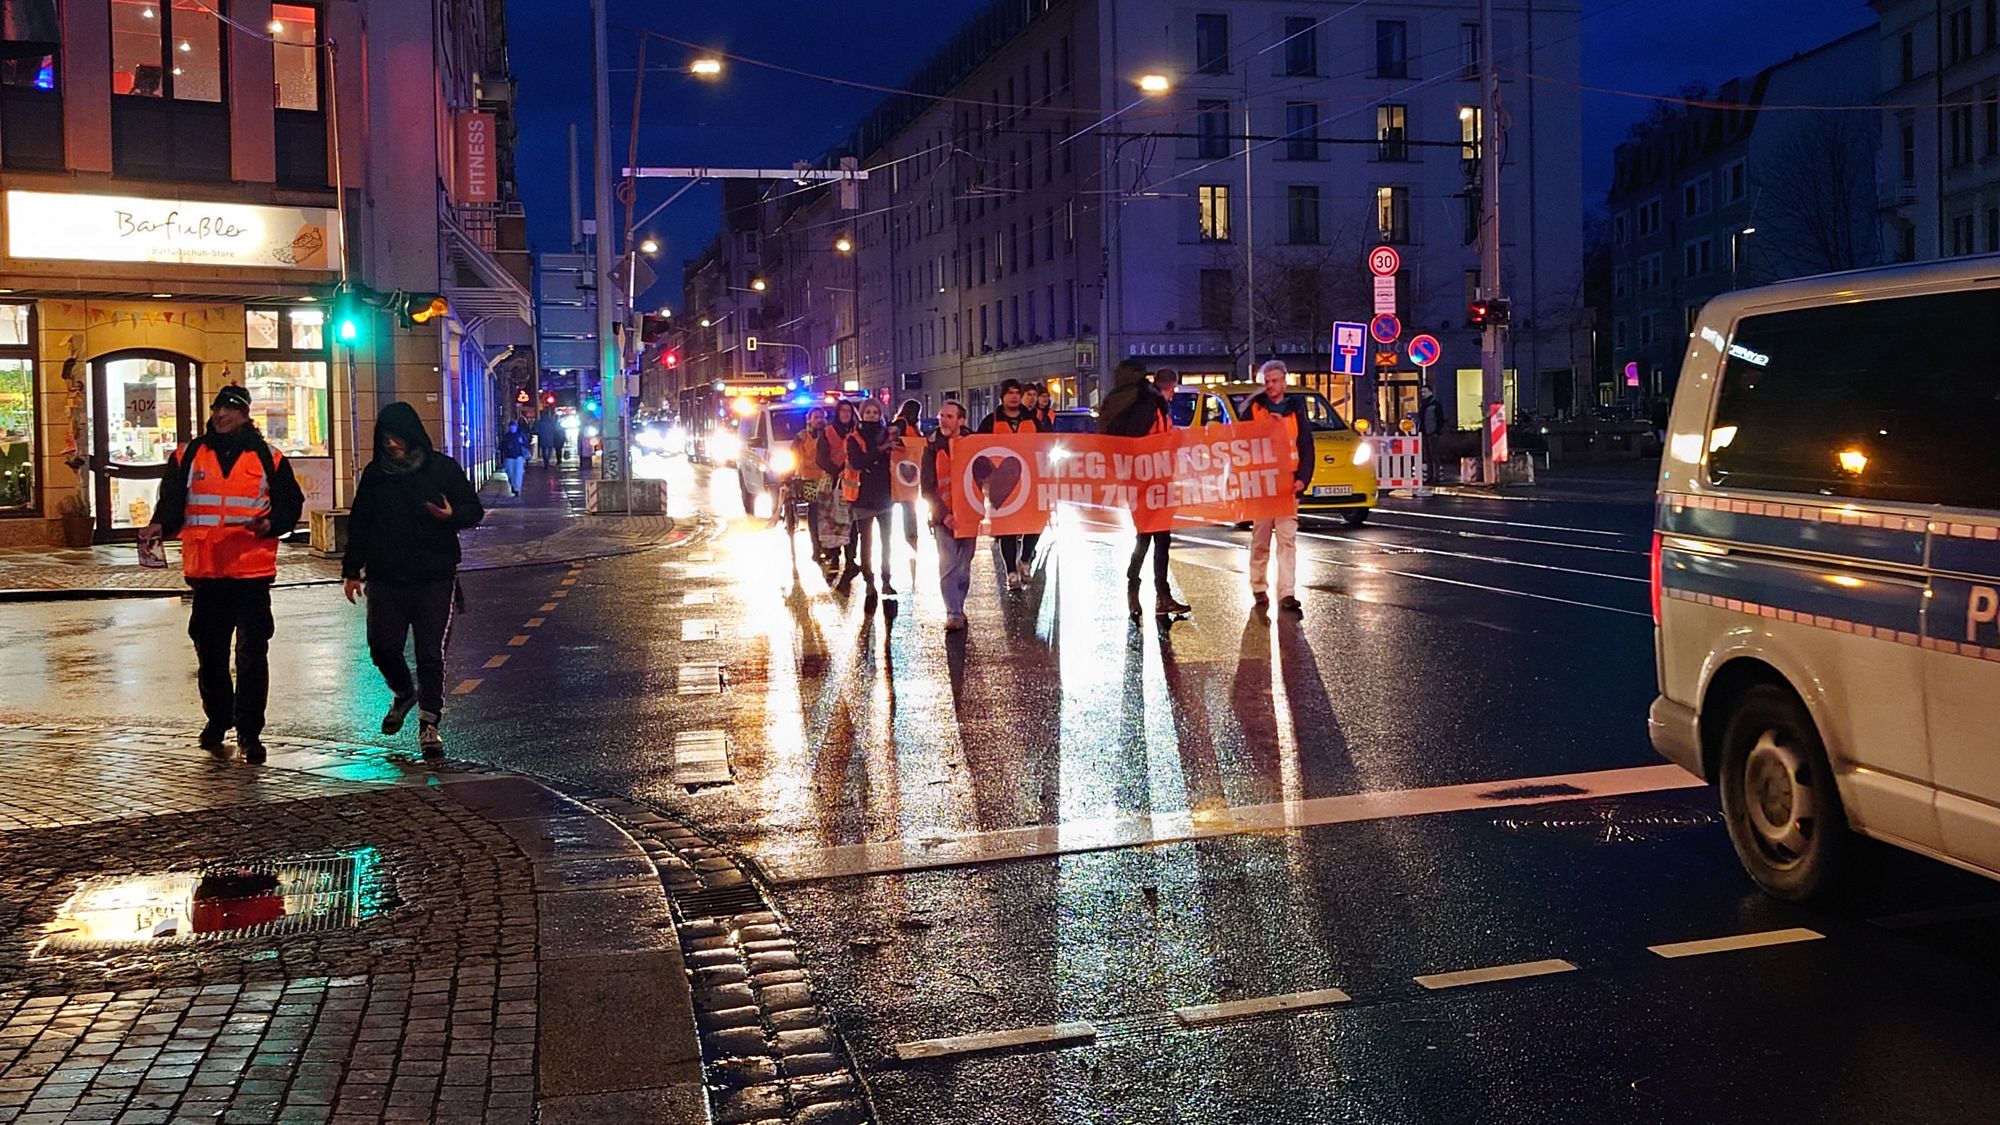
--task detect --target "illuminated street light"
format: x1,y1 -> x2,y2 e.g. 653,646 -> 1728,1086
699,317 -> 712,328
638,238 -> 660,255
691,57 -> 724,77
834,236 -> 854,254
750,278 -> 767,292
1138,73 -> 1171,94
658,307 -> 673,318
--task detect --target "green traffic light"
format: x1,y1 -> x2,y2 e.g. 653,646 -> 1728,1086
332,288 -> 368,346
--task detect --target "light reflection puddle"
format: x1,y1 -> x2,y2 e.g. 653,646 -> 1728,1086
37,848 -> 396,954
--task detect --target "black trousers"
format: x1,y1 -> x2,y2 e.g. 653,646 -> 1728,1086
998,533 -> 1041,572
1128,530 -> 1171,589
366,577 -> 457,723
851,507 -> 893,580
188,579 -> 275,740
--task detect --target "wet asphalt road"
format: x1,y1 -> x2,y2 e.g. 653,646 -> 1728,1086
7,456 -> 2000,1124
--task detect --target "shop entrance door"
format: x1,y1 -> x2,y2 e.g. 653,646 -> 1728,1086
90,351 -> 197,538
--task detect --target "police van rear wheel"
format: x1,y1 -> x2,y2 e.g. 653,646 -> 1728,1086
1343,509 -> 1369,527
1717,684 -> 1850,901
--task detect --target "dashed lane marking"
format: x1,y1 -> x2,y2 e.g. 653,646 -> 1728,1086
892,1022 -> 1097,1063
683,590 -> 717,606
1173,988 -> 1351,1027
671,729 -> 732,785
452,679 -> 481,695
561,577 -> 577,586
689,550 -> 715,562
1647,928 -> 1825,959
676,664 -> 724,695
760,764 -> 1705,883
1414,958 -> 1578,991
539,603 -> 559,611
551,590 -> 569,598
1367,507 -> 1631,538
482,655 -> 510,670
1297,529 -> 1647,584
682,619 -> 718,642
526,617 -> 546,628
508,635 -> 530,647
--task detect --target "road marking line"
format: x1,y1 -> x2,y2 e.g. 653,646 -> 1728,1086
683,590 -> 717,606
1369,507 -> 1631,537
551,590 -> 569,598
561,577 -> 577,586
761,763 -> 1705,884
539,603 -> 558,612
689,550 -> 715,562
1648,928 -> 1825,959
677,663 -> 724,695
1176,533 -> 1650,619
508,635 -> 530,647
1414,959 -> 1577,991
1307,515 -> 1644,556
672,729 -> 731,784
451,679 -> 481,695
891,1022 -> 1097,1062
1297,529 -> 1647,584
526,617 -> 546,628
681,619 -> 718,642
1173,989 -> 1351,1027
482,655 -> 510,669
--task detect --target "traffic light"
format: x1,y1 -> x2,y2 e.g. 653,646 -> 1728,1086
332,284 -> 368,346
398,292 -> 448,328
541,391 -> 557,407
745,336 -> 759,352
1467,298 -> 1512,329
663,351 -> 680,368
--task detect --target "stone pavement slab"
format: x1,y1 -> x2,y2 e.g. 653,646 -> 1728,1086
0,723 -> 708,1124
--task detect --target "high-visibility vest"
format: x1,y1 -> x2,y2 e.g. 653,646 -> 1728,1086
794,431 -> 826,481
177,441 -> 283,579
928,435 -> 956,528
989,412 -> 1040,434
841,428 -> 874,503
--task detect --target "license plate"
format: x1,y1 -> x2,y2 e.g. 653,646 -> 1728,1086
1310,485 -> 1353,498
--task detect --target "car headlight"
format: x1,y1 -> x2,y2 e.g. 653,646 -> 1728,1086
772,446 -> 798,475
1352,440 -> 1374,467
709,432 -> 742,461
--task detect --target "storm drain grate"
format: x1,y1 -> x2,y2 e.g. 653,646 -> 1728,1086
40,849 -> 394,953
671,883 -> 765,921
1493,799 -> 1720,844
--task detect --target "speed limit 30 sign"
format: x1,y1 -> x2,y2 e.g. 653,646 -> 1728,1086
1368,245 -> 1401,277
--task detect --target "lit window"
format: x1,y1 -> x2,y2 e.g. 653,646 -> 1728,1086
1198,184 -> 1231,241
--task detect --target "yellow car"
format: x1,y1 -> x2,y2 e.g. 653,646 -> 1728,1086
1175,383 -> 1378,525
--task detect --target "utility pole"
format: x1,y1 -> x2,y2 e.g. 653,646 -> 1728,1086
1478,0 -> 1505,484
1242,65 -> 1258,377
590,0 -> 629,510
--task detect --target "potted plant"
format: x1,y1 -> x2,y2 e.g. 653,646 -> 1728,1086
56,492 -> 92,548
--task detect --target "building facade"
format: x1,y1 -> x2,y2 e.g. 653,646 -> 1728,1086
1874,0 -> 2000,264
707,0 -> 1585,431
1605,28 -> 1879,403
0,0 -> 532,546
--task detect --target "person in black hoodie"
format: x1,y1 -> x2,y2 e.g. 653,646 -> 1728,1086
841,399 -> 895,595
341,403 -> 484,758
1098,358 -> 1190,618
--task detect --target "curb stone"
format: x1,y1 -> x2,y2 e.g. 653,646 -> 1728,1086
576,794 -> 877,1125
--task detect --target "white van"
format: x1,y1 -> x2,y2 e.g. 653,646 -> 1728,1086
1651,256 -> 2000,900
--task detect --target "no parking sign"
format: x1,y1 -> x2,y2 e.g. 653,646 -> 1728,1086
1408,334 -> 1441,369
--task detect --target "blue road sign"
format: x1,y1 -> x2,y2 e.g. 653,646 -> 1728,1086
1332,321 -> 1367,377
1369,314 -> 1402,345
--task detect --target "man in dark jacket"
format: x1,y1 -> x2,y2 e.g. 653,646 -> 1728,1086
1244,361 -> 1313,614
139,385 -> 305,763
1098,357 -> 1189,618
341,403 -> 484,758
1416,384 -> 1445,489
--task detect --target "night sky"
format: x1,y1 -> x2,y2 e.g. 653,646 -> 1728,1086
504,0 -> 1877,310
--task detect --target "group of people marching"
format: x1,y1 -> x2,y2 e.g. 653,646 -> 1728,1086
774,356 -> 1312,634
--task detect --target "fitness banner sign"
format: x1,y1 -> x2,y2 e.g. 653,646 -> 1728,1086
949,416 -> 1298,538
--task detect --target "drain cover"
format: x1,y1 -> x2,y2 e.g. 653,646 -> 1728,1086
1492,799 -> 1720,844
41,848 -> 394,952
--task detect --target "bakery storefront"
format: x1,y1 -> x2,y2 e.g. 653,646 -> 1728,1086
0,188 -> 342,547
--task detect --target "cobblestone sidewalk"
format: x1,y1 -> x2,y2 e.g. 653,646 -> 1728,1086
0,723 -> 705,1124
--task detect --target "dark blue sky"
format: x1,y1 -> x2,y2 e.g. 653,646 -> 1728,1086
504,0 -> 1877,308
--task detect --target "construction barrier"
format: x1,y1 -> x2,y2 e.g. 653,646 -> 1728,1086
1374,436 -> 1425,489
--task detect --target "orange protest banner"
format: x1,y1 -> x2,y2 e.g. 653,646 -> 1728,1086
948,416 -> 1299,538
890,435 -> 922,503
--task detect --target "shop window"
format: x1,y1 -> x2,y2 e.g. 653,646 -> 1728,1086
0,303 -> 35,514
244,306 -> 330,457
0,0 -> 63,171
111,0 -> 231,181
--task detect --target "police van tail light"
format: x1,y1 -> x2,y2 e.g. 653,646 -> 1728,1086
1649,531 -> 1664,625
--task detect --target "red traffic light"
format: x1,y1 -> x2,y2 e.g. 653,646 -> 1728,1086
542,392 -> 557,406
1468,298 -> 1511,328
664,351 -> 680,368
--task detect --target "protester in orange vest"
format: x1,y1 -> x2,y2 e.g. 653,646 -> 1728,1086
890,399 -> 924,554
1244,360 -> 1314,614
792,407 -> 830,565
920,400 -> 974,632
841,399 -> 896,596
816,400 -> 857,579
1099,358 -> 1188,618
340,403 -> 485,759
137,384 -> 305,764
978,379 -> 1043,590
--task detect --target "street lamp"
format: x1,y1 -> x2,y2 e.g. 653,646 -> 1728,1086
750,278 -> 768,292
690,56 -> 723,78
638,237 -> 660,256
1138,73 -> 1170,94
1730,226 -> 1757,290
834,236 -> 854,254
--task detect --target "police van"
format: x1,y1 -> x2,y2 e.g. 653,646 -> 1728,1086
1651,255 -> 2000,900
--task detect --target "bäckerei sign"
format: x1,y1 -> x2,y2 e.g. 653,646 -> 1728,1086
4,190 -> 340,271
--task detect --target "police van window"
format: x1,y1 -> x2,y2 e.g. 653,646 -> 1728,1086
769,410 -> 809,441
1708,289 -> 2000,509
1170,391 -> 1199,427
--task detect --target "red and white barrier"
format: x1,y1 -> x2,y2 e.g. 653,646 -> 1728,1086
1374,436 -> 1425,489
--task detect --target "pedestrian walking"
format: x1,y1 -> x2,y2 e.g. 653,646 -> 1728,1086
1033,387 -> 1056,429
1244,361 -> 1312,615
841,400 -> 896,596
890,399 -> 924,554
921,400 -> 974,632
498,419 -> 529,496
817,400 -> 858,579
137,384 -> 305,764
1417,383 -> 1445,489
978,379 -> 1043,590
340,403 -> 485,759
1099,357 -> 1190,618
793,407 -> 830,564
535,408 -> 565,469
